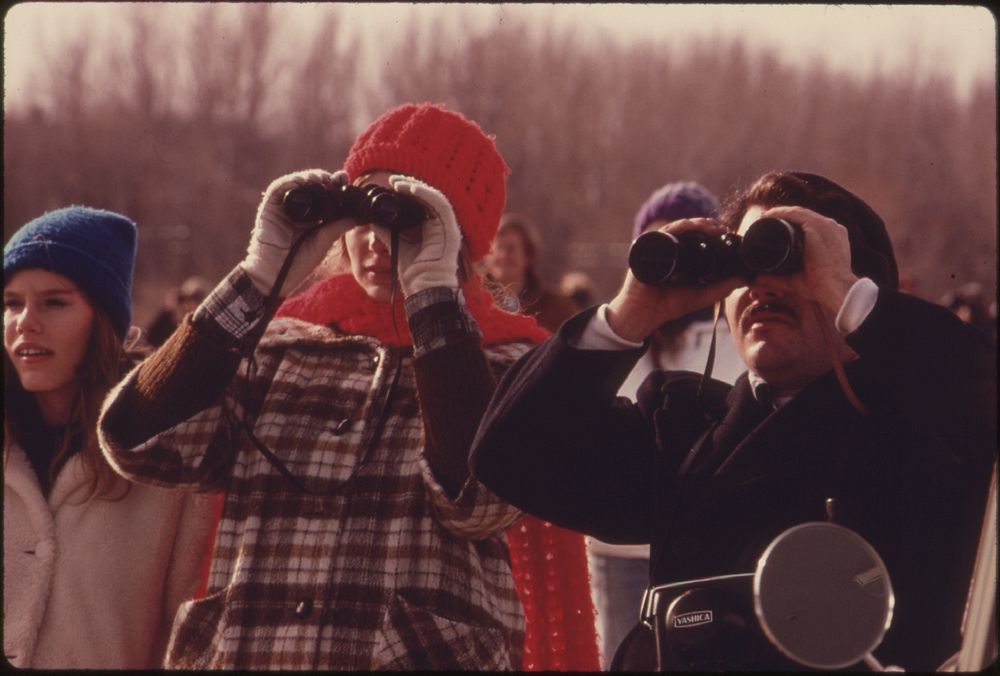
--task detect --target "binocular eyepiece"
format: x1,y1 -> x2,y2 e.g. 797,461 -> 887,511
281,182 -> 428,233
628,218 -> 804,285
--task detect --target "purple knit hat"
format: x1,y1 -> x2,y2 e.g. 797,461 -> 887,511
632,181 -> 720,240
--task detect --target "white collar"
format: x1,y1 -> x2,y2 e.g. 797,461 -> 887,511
746,370 -> 792,409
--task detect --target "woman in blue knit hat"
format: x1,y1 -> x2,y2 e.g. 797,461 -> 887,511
3,206 -> 218,669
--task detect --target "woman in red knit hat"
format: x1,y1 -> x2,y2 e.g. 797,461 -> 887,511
97,102 -> 598,670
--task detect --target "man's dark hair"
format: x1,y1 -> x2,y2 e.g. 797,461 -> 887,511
720,171 -> 899,291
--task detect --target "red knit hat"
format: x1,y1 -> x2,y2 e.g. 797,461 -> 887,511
344,102 -> 510,263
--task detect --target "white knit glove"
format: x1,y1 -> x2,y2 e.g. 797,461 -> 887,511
240,169 -> 353,296
372,175 -> 462,297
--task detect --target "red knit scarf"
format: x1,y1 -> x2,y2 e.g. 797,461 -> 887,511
276,274 -> 601,671
276,273 -> 550,346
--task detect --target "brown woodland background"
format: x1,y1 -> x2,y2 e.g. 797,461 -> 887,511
4,5 -> 996,326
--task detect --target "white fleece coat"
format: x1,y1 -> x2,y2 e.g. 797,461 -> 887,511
3,441 -> 218,668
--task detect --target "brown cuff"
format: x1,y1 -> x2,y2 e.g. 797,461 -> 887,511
107,315 -> 242,448
413,334 -> 497,498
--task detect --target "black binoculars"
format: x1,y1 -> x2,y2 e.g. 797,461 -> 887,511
628,218 -> 804,285
281,182 -> 428,233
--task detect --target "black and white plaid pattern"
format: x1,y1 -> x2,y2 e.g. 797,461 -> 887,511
192,267 -> 269,349
101,312 -> 531,669
405,287 -> 480,358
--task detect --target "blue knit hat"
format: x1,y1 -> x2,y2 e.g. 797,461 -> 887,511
4,206 -> 138,339
633,181 -> 720,240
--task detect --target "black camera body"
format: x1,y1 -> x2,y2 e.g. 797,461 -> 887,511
628,218 -> 804,286
281,182 -> 428,233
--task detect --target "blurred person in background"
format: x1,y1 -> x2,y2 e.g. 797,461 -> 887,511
486,212 -> 578,332
587,181 -> 744,667
144,275 -> 212,347
940,281 -> 995,342
560,270 -> 600,311
97,103 -> 599,670
4,207 -> 217,669
471,171 -> 995,671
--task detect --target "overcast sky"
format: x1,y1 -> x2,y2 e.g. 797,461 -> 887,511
4,3 -> 996,108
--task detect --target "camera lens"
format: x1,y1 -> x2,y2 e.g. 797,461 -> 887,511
741,218 -> 803,274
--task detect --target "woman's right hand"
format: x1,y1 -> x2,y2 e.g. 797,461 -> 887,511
240,169 -> 354,297
606,218 -> 743,342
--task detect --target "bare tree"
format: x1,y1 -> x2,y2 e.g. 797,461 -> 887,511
278,9 -> 359,170
5,5 -> 995,315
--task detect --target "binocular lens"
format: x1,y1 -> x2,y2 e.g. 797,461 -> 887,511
627,218 -> 803,286
362,186 -> 427,232
281,182 -> 426,233
282,184 -> 329,222
628,230 -> 742,285
740,218 -> 802,274
628,231 -> 682,285
368,191 -> 403,227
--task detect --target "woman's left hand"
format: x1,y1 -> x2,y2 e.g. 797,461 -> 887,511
372,175 -> 463,296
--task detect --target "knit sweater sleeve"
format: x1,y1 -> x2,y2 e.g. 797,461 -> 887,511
102,317 -> 241,449
406,287 -> 524,537
98,268 -> 268,490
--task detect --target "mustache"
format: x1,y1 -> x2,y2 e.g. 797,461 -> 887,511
740,301 -> 797,328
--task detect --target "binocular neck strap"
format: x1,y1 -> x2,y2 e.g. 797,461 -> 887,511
810,301 -> 870,417
695,300 -> 724,417
265,222 -> 327,319
388,228 -> 404,342
232,223 -> 330,494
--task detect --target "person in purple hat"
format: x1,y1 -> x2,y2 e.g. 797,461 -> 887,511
587,180 -> 745,667
618,181 -> 745,398
4,206 -> 217,669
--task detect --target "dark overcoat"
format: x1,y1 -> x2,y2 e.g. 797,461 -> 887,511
471,289 -> 996,671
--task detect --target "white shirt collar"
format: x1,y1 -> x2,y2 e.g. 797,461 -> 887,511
747,370 -> 792,409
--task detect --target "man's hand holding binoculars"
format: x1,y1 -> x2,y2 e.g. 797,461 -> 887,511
755,206 -> 859,315
609,218 -> 743,343
610,206 -> 860,342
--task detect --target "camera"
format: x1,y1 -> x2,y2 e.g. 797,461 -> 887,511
627,218 -> 803,285
281,182 -> 427,234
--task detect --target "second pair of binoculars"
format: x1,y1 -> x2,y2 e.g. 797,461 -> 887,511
281,181 -> 428,233
628,217 -> 804,286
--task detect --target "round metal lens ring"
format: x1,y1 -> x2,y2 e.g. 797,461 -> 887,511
753,521 -> 894,670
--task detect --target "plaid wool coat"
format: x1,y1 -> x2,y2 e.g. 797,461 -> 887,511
99,297 -> 532,669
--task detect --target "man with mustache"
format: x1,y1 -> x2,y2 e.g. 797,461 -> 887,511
470,171 -> 996,671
